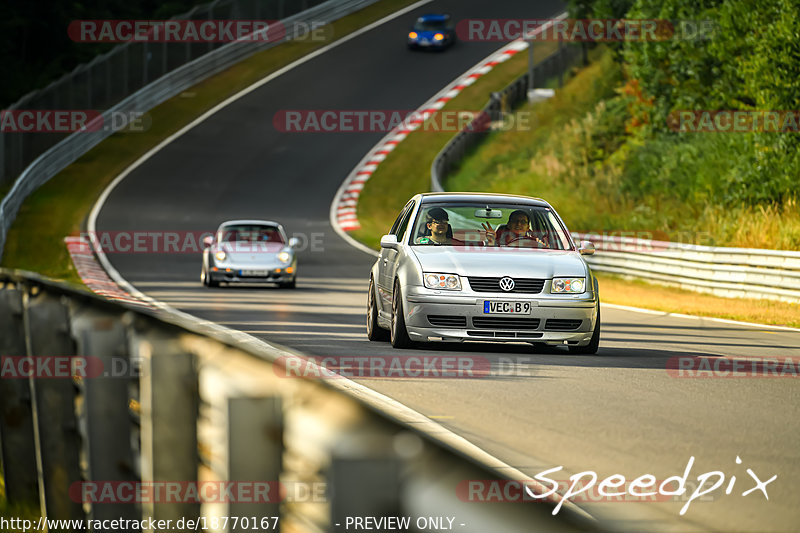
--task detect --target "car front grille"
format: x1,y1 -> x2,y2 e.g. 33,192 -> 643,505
472,317 -> 541,330
427,315 -> 467,328
544,319 -> 583,331
467,331 -> 543,338
467,277 -> 545,293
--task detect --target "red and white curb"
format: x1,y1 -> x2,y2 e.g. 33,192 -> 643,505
331,39 -> 529,234
65,236 -> 154,309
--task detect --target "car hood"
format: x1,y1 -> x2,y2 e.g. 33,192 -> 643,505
217,242 -> 286,264
410,247 -> 587,279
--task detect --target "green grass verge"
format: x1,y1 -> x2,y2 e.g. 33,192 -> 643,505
0,0 -> 422,285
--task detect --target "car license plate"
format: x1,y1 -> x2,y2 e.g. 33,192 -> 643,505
483,301 -> 531,314
240,269 -> 269,277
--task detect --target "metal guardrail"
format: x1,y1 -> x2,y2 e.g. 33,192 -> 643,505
0,0 -> 336,184
0,269 -> 593,532
572,233 -> 800,303
0,0 -> 380,259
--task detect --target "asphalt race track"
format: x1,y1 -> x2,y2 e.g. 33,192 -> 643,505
95,1 -> 800,531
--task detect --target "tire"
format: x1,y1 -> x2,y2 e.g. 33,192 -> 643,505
390,280 -> 413,349
201,264 -> 219,288
279,278 -> 296,289
366,277 -> 389,341
568,304 -> 600,354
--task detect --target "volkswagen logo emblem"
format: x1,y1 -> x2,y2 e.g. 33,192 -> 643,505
499,277 -> 515,292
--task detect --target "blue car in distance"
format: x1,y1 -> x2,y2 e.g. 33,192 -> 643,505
407,14 -> 455,50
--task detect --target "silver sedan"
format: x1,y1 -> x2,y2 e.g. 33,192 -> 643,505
201,220 -> 298,288
366,193 -> 600,353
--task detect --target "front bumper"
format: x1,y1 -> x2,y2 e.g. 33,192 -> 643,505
208,264 -> 295,284
402,286 -> 597,346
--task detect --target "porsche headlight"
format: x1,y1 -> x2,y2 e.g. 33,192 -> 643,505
278,251 -> 291,263
434,33 -> 445,41
423,273 -> 461,290
214,251 -> 227,262
551,277 -> 585,293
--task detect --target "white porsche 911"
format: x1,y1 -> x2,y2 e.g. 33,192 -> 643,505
201,220 -> 298,288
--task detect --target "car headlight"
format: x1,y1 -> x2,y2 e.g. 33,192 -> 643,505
278,251 -> 291,263
423,273 -> 461,290
551,277 -> 585,293
214,251 -> 227,262
409,31 -> 418,39
434,33 -> 444,41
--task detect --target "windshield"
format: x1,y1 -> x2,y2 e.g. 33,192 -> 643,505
410,204 -> 572,250
218,225 -> 284,244
413,20 -> 447,32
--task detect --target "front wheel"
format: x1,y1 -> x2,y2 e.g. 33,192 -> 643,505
201,264 -> 219,287
279,278 -> 296,289
390,280 -> 413,349
568,304 -> 600,354
366,277 -> 389,341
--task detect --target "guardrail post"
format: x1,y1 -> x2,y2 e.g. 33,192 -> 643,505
136,326 -> 199,529
22,286 -> 85,525
70,305 -> 139,524
227,397 -> 283,530
0,284 -> 39,504
330,454 -> 401,532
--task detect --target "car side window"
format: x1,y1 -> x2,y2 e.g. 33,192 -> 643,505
392,202 -> 416,240
389,203 -> 411,235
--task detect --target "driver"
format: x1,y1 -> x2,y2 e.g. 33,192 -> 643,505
415,207 -> 463,245
482,210 -> 547,247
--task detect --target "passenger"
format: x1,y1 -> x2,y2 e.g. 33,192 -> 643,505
482,210 -> 547,247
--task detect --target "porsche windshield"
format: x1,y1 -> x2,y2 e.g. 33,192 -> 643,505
218,225 -> 284,244
410,204 -> 572,249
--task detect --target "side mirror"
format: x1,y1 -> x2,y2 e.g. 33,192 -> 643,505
579,241 -> 595,256
202,236 -> 214,248
288,237 -> 300,248
380,234 -> 399,249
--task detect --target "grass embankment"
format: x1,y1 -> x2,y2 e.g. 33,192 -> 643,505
352,46 -> 800,328
0,0 -> 423,285
447,49 -> 800,250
